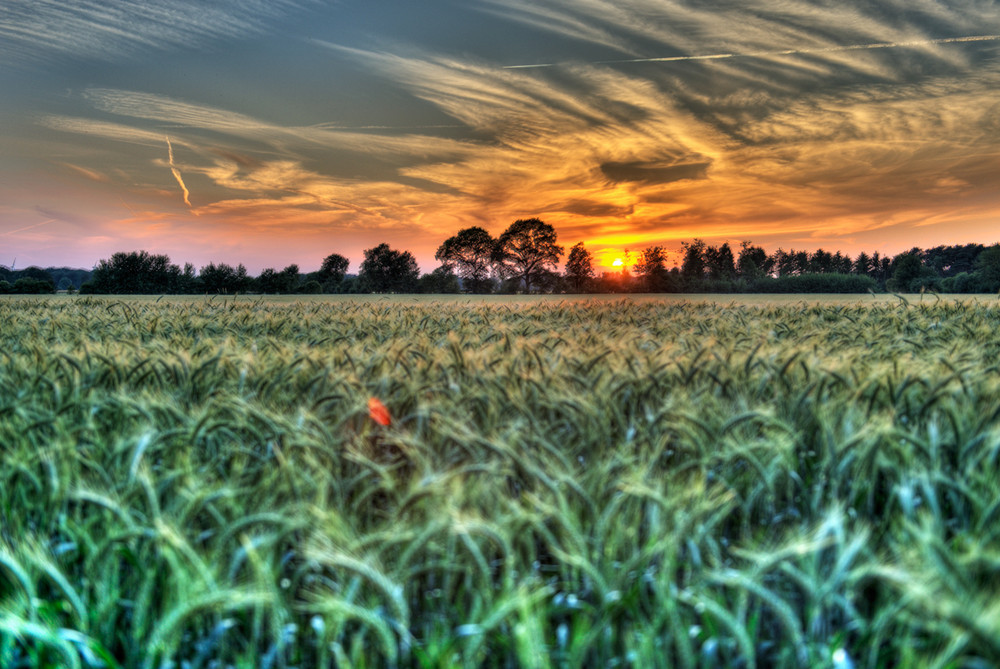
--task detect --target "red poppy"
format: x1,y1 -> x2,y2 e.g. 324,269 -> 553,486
368,397 -> 392,426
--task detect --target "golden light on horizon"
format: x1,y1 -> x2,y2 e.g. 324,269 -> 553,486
594,248 -> 632,272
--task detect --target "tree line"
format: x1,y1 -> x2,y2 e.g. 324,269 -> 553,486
0,265 -> 91,294
4,218 -> 1000,295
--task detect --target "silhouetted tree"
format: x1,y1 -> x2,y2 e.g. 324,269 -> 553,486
874,253 -> 892,287
809,249 -> 833,274
974,244 -> 1000,291
793,251 -> 810,275
199,262 -> 249,294
532,268 -> 562,293
278,265 -> 300,293
17,266 -> 54,284
436,227 -> 496,293
853,252 -> 872,277
705,243 -> 736,281
4,266 -> 57,293
418,266 -> 460,293
13,277 -> 56,294
737,241 -> 773,280
87,251 -> 182,294
564,242 -> 595,293
493,218 -> 563,293
256,268 -> 278,294
359,243 -> 420,293
680,239 -> 706,281
832,251 -> 853,274
773,248 -> 794,277
887,253 -> 934,292
319,253 -> 350,291
924,244 -> 986,277
634,246 -> 674,292
257,266 -> 301,293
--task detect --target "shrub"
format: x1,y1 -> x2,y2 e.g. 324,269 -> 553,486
750,273 -> 877,293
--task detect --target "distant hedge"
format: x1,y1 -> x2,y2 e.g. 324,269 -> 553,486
750,273 -> 877,293
0,277 -> 56,294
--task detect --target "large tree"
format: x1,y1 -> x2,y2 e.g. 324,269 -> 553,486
704,242 -> 736,281
319,253 -> 350,287
737,241 -> 773,280
680,239 -> 706,280
199,262 -> 249,294
853,251 -> 873,277
493,218 -> 563,294
435,226 -> 495,293
887,253 -> 937,292
563,242 -> 595,293
808,248 -> 834,274
973,244 -> 1000,291
924,243 -> 986,277
256,265 -> 300,294
634,246 -> 673,292
87,250 -> 182,294
359,243 -> 420,293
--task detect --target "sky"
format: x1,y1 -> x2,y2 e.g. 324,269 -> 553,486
2,0 -> 999,274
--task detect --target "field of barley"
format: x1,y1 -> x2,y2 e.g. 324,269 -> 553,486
2,294 -> 1000,668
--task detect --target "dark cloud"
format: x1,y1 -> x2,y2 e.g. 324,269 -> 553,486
600,161 -> 711,184
557,199 -> 634,217
209,149 -> 263,169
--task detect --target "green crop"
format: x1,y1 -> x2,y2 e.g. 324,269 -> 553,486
2,295 -> 1000,668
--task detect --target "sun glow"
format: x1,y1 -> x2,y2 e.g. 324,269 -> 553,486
594,248 -> 633,272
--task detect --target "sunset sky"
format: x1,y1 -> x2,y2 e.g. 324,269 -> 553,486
2,0 -> 999,274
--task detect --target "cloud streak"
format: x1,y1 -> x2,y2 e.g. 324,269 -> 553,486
504,34 -> 1000,69
1,219 -> 57,237
165,137 -> 192,208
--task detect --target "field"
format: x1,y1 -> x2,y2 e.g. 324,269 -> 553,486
2,294 -> 1000,668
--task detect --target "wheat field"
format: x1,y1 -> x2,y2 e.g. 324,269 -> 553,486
2,294 -> 999,668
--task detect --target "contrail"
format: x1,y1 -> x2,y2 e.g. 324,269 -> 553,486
1,220 -> 56,237
119,197 -> 139,218
503,34 -> 1000,69
165,136 -> 192,208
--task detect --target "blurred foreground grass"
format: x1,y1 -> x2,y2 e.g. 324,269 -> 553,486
2,295 -> 1000,668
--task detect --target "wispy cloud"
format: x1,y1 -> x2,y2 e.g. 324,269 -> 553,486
0,0 -> 314,64
80,88 -> 476,160
504,34 -> 1000,69
58,163 -> 111,183
39,115 -> 183,148
482,0 -> 995,60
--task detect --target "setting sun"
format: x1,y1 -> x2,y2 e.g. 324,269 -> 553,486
612,259 -> 624,267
